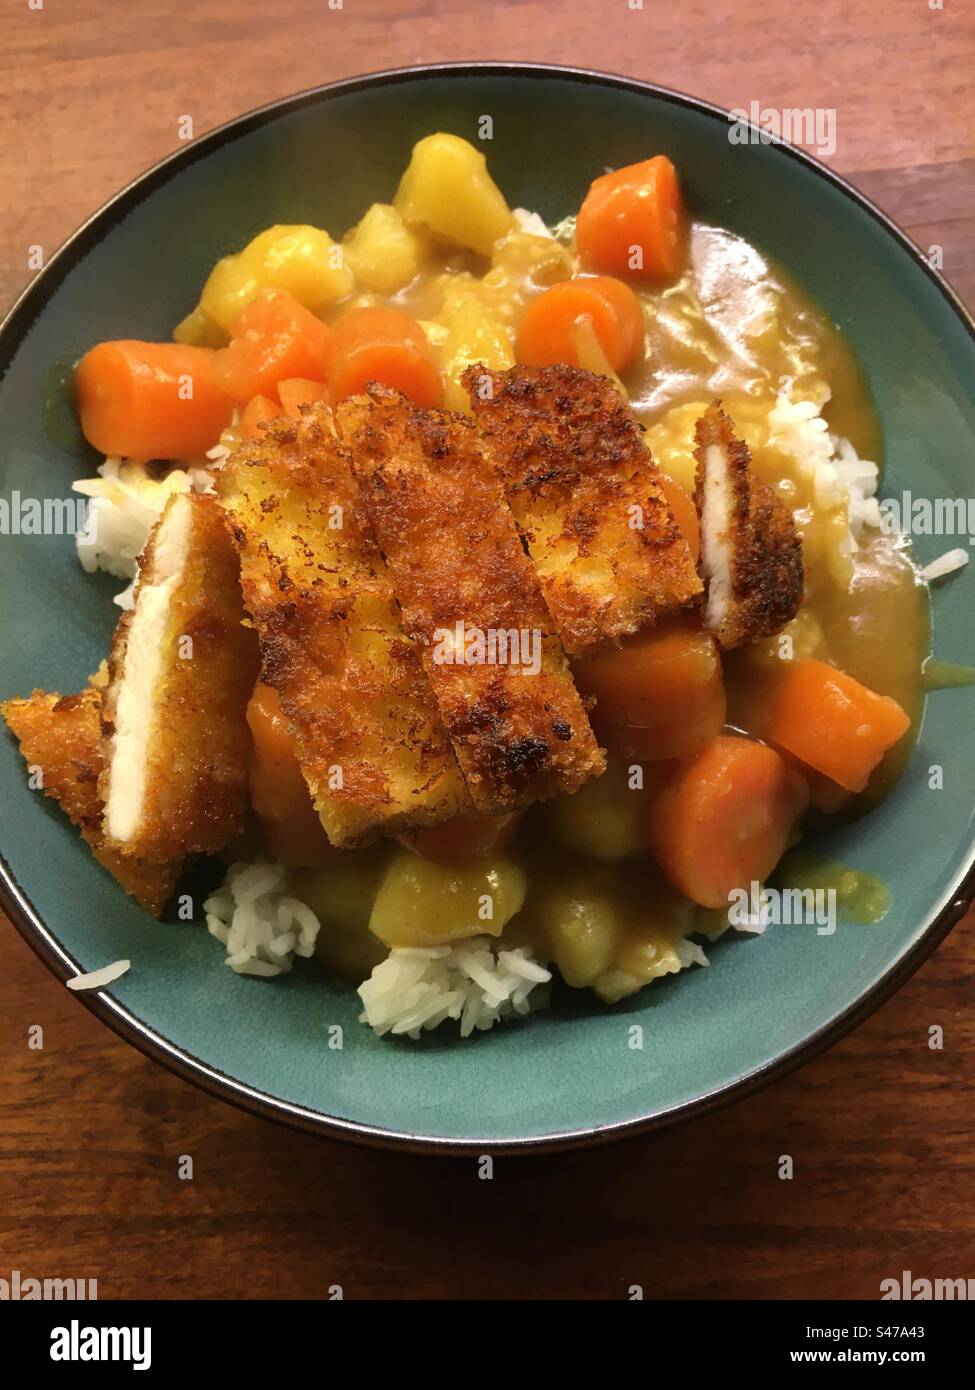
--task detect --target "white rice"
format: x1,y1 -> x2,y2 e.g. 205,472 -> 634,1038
677,938 -> 711,966
73,458 -> 214,608
358,937 -> 552,1039
201,857 -> 721,1035
920,548 -> 969,582
66,958 -> 131,991
768,384 -> 882,545
512,207 -> 555,239
203,857 -> 552,1036
203,860 -> 321,977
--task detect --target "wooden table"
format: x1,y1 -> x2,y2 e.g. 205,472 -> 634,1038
2,0 -> 972,1300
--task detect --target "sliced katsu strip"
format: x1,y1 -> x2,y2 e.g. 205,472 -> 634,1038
100,493 -> 258,860
465,363 -> 702,655
1,688 -> 179,916
216,407 -> 473,846
693,401 -> 804,649
339,386 -> 605,814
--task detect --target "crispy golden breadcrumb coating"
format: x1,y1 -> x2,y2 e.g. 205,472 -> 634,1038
339,386 -> 605,813
693,401 -> 804,649
100,493 -> 258,860
1,688 -> 180,916
217,407 -> 473,846
465,363 -> 702,654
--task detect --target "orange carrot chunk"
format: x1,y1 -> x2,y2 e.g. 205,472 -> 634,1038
211,289 -> 333,404
330,305 -> 443,407
764,657 -> 912,794
516,276 -> 644,373
246,681 -> 332,865
75,341 -> 234,460
574,617 -> 725,761
397,812 -> 522,868
241,394 -> 279,439
646,734 -> 809,908
277,377 -> 331,418
658,472 -> 699,563
576,155 -> 685,282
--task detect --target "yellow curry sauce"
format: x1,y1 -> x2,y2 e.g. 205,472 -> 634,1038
19,136 -> 935,1026
259,215 -> 928,1002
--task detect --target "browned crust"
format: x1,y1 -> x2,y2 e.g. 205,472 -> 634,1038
464,363 -> 702,654
100,493 -> 259,859
1,688 -> 180,917
216,407 -> 473,846
339,386 -> 605,813
693,400 -> 804,649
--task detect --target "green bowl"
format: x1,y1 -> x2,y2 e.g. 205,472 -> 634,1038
2,64 -> 973,1153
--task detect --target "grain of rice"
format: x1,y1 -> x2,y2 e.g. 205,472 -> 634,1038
66,959 -> 131,991
498,948 -> 552,983
512,208 -> 555,239
920,548 -> 969,582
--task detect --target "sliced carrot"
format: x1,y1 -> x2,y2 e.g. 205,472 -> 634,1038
764,657 -> 911,793
277,377 -> 331,418
516,276 -> 644,373
211,289 -> 333,404
241,394 -> 279,439
658,472 -> 699,562
330,305 -> 443,407
246,681 -> 332,865
576,156 -> 685,282
574,618 -> 725,761
646,734 -> 809,908
397,812 -> 522,868
74,341 -> 234,460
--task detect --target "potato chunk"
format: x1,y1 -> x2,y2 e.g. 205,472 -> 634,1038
529,864 -> 696,998
538,880 -> 622,988
394,133 -> 514,256
177,224 -> 353,341
369,852 -> 527,948
293,848 -> 390,983
593,877 -> 697,1003
546,761 -> 645,860
440,294 -> 514,413
342,203 -> 427,295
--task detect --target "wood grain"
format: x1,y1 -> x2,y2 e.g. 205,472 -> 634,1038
1,0 -> 973,1301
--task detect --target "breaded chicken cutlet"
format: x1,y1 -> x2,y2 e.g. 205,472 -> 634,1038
100,493 -> 258,861
465,364 -> 702,655
216,407 -> 474,847
339,386 -> 605,814
1,687 -> 180,916
693,401 -> 804,649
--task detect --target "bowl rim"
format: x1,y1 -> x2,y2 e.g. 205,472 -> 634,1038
1,60 -> 973,1157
